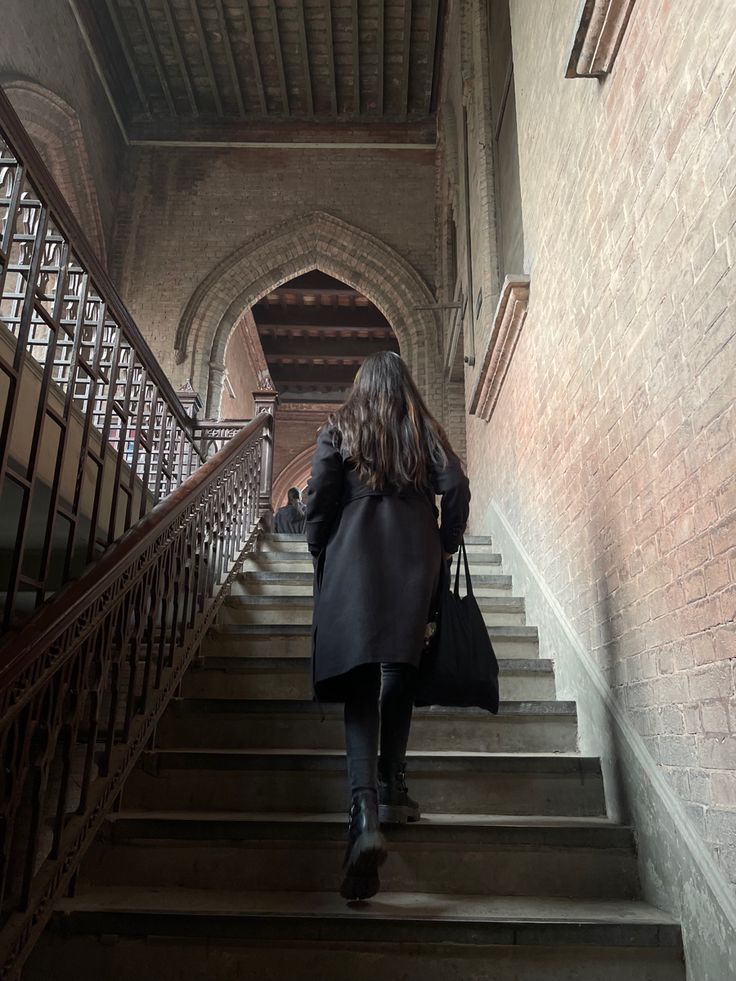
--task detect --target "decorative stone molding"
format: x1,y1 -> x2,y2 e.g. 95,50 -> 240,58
468,274 -> 530,421
174,211 -> 441,419
272,443 -> 317,509
565,0 -> 636,78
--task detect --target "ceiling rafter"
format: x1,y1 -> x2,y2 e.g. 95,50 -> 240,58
400,0 -> 413,117
240,0 -> 268,114
351,0 -> 360,114
376,0 -> 385,114
323,0 -> 338,116
104,0 -> 150,115
427,0 -> 443,114
189,0 -> 224,116
132,0 -> 177,116
161,0 -> 198,115
269,0 -> 291,116
296,2 -> 314,116
213,0 -> 246,117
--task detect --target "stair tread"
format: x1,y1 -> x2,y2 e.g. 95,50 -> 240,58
194,656 -> 554,673
108,810 -> 624,828
211,623 -> 539,637
226,594 -> 525,608
55,886 -> 678,929
105,810 -> 633,845
168,698 -> 576,716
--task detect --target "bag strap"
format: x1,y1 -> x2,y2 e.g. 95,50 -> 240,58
452,538 -> 474,597
461,539 -> 474,597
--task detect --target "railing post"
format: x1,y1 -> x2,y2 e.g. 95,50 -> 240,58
252,389 -> 278,528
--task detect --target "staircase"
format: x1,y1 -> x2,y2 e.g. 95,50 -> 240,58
24,532 -> 685,981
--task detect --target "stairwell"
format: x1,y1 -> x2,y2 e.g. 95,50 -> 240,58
23,531 -> 686,981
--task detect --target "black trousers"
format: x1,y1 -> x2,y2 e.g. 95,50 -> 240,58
343,662 -> 417,796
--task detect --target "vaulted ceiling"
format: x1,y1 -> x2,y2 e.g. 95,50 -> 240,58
252,271 -> 399,402
75,0 -> 444,143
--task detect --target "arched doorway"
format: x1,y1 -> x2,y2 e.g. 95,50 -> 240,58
175,211 -> 442,420
222,270 -> 401,502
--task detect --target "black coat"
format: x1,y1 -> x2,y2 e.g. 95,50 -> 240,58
305,425 -> 470,702
273,503 -> 306,534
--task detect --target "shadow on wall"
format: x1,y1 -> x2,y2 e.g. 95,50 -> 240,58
272,443 -> 317,511
1,77 -> 108,264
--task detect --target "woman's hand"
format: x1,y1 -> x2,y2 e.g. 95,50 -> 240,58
444,551 -> 454,562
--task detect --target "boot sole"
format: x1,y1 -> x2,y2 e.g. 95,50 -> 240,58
379,802 -> 421,825
340,830 -> 387,901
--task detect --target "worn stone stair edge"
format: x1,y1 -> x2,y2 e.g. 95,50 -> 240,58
191,656 -> 554,674
241,571 -> 512,585
250,552 -> 503,565
142,750 -> 601,775
224,594 -> 526,609
103,812 -> 635,849
47,904 -> 682,949
265,533 -> 494,546
210,624 -> 539,638
166,698 -> 577,717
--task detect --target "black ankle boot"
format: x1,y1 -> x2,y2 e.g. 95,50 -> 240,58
378,764 -> 421,824
340,790 -> 387,901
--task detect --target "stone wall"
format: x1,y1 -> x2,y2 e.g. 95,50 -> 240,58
0,0 -> 125,263
443,0 -> 736,972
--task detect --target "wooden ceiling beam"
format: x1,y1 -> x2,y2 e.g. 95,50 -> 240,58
269,0 -> 291,115
240,0 -> 268,114
400,0 -> 413,117
428,0 -> 444,114
189,0 -> 224,116
351,0 -> 360,114
214,0 -> 247,117
132,0 -> 177,116
258,324 -> 394,337
161,0 -> 198,115
296,1 -> 314,116
104,0 -> 150,115
376,0 -> 385,114
323,0 -> 338,115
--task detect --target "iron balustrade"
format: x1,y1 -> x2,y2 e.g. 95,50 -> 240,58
0,411 -> 272,978
0,87 -> 205,633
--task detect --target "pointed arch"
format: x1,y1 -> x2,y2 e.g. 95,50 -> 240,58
272,443 -> 317,511
2,79 -> 107,263
175,211 -> 442,417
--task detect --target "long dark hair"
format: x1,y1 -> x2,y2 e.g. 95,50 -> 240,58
330,351 -> 455,491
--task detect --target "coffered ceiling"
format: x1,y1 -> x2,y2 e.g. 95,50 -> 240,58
252,271 -> 399,402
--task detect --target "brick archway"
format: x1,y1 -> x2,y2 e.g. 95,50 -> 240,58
272,443 -> 316,511
2,78 -> 107,263
175,211 -> 442,417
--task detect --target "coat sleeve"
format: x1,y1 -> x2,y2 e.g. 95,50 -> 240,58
429,451 -> 471,554
305,426 -> 346,557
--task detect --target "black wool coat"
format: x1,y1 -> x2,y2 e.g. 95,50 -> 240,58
305,425 -> 471,702
273,503 -> 306,534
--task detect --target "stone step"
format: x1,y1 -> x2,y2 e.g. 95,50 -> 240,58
180,656 -> 557,702
28,891 -> 684,981
157,699 -> 577,753
243,553 -> 504,575
123,751 -> 605,817
203,624 -> 540,661
231,569 -> 514,598
217,593 -> 526,627
259,533 -> 494,553
82,812 -> 639,899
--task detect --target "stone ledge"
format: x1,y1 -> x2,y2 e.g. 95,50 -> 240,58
565,0 -> 637,78
469,275 -> 530,422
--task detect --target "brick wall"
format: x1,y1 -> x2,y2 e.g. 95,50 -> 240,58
111,146 -> 437,392
0,0 -> 124,260
460,0 -> 735,889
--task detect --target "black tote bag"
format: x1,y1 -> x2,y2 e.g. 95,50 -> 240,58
415,540 -> 500,713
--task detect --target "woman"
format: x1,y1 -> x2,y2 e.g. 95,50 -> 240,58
305,351 -> 470,902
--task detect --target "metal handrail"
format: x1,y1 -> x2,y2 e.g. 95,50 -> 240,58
0,410 -> 273,978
